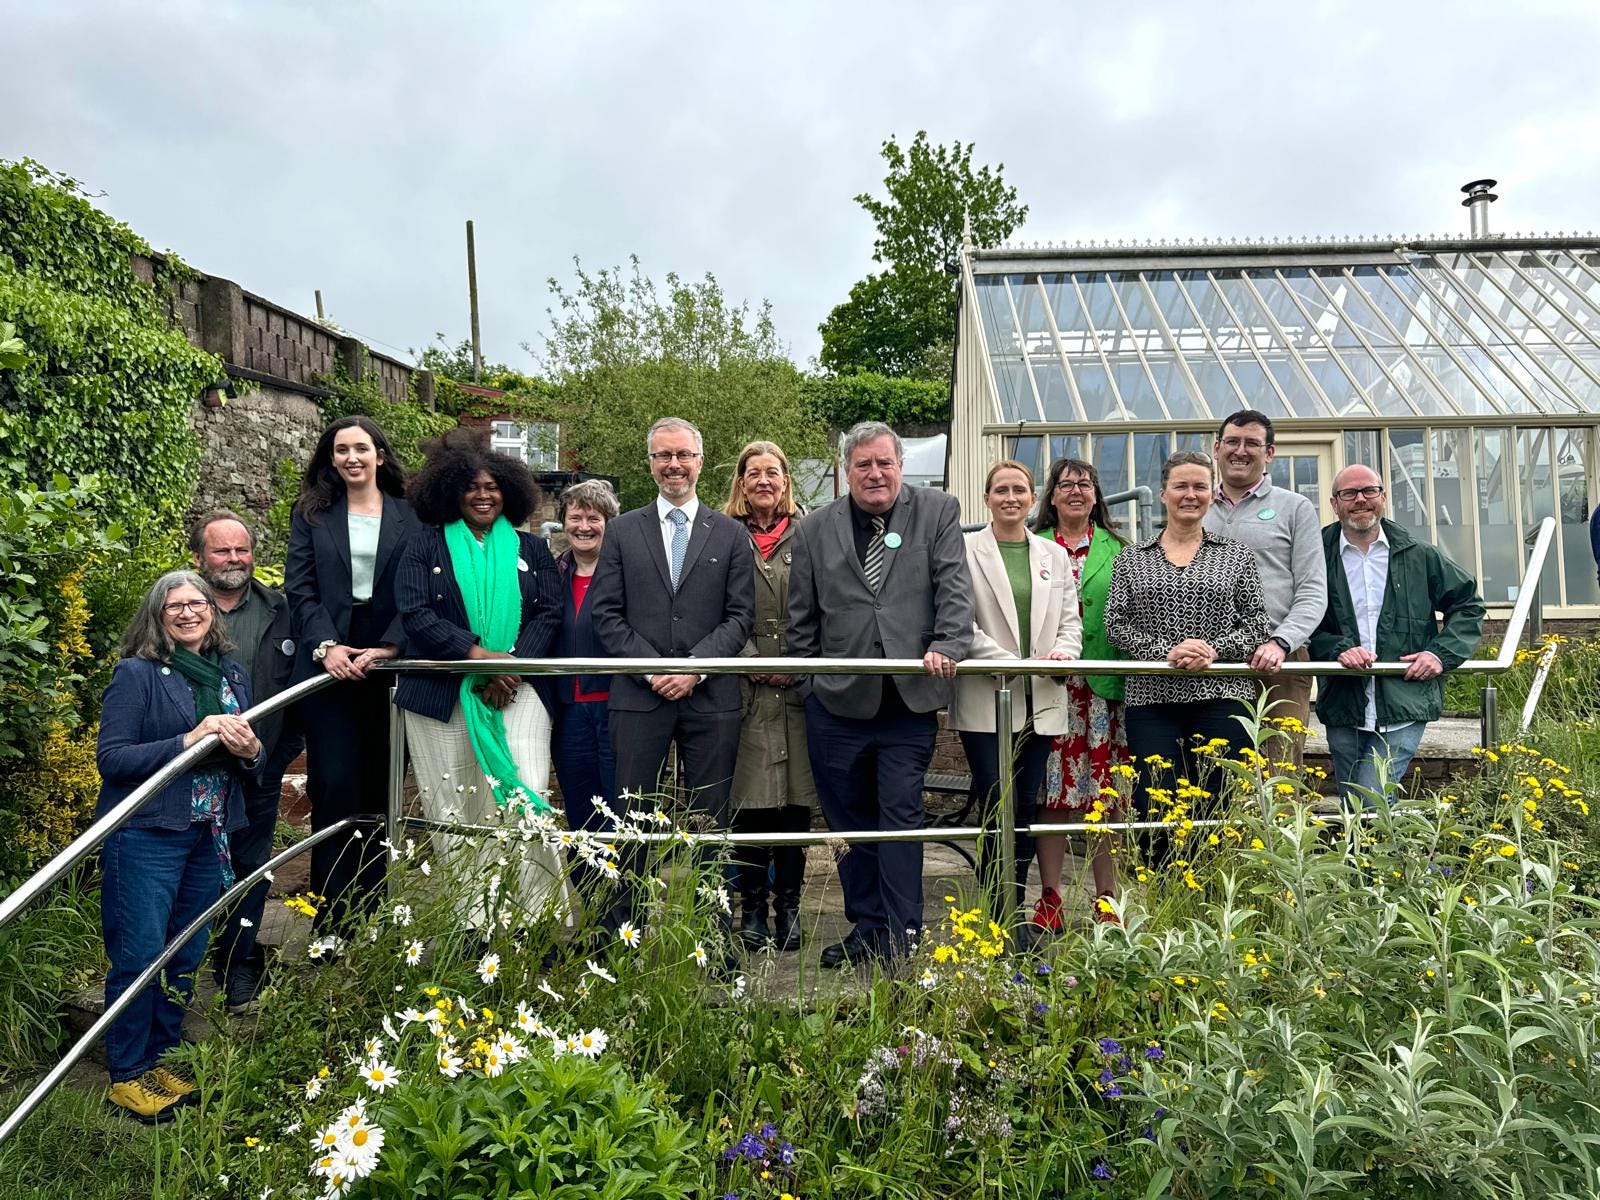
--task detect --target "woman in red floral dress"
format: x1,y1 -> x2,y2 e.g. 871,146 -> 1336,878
1031,458 -> 1129,928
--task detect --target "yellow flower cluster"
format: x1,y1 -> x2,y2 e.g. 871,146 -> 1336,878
283,893 -> 323,919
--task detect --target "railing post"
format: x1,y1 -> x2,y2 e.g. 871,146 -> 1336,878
387,683 -> 406,894
1528,574 -> 1544,649
994,679 -> 1016,927
1480,684 -> 1499,751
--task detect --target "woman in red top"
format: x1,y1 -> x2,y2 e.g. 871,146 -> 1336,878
550,479 -> 622,901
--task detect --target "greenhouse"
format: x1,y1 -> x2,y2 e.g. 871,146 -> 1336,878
947,210 -> 1600,616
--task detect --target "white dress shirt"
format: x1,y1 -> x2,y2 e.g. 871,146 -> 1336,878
1339,526 -> 1412,734
656,494 -> 700,564
651,493 -> 702,684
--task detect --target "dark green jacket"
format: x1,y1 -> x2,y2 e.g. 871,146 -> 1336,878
1310,520 -> 1485,728
1037,525 -> 1125,702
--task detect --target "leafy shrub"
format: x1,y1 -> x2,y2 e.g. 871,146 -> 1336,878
802,370 -> 950,430
315,351 -> 455,474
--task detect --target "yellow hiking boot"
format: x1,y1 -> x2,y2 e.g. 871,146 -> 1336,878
148,1065 -> 196,1098
106,1073 -> 183,1124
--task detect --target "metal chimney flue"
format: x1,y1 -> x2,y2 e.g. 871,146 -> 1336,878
1461,178 -> 1498,238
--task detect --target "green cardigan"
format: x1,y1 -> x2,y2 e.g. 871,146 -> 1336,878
1037,524 -> 1125,702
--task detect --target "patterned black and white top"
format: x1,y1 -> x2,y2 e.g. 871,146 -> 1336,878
1103,529 -> 1270,707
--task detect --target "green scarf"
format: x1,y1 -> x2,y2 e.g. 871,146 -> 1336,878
443,517 -> 549,814
170,646 -> 226,719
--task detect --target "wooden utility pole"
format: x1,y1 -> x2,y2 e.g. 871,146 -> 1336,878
314,290 -> 324,320
466,220 -> 483,381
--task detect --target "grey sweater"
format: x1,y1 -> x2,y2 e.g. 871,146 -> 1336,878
1203,483 -> 1328,652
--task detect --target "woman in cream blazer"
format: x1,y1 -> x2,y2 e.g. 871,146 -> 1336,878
950,460 -> 1082,929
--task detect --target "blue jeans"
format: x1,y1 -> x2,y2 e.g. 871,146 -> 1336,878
100,824 -> 221,1082
1326,723 -> 1427,808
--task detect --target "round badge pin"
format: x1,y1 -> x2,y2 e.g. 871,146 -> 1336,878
1258,508 -> 1276,520
883,532 -> 903,549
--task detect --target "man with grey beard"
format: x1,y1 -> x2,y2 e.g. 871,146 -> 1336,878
1308,466 -> 1484,807
190,511 -> 302,1012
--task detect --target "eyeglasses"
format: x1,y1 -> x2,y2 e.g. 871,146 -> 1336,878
162,599 -> 212,616
1218,436 -> 1269,452
1333,485 -> 1386,502
649,450 -> 701,464
1055,479 -> 1095,492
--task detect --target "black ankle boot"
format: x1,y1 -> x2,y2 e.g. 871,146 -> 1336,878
772,891 -> 801,952
738,895 -> 771,948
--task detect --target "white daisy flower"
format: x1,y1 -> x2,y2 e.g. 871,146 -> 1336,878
304,1076 -> 324,1101
340,1122 -> 384,1162
310,1122 -> 341,1153
585,959 -> 616,984
477,953 -> 501,984
482,1047 -> 505,1078
391,904 -> 413,928
436,1047 -> 464,1078
537,979 -> 564,1002
599,860 -> 621,881
396,1007 -> 424,1026
572,1027 -> 608,1059
496,1031 -> 527,1062
690,944 -> 709,969
359,1060 -> 400,1093
419,860 -> 432,877
919,970 -> 937,989
402,939 -> 424,967
238,918 -> 253,928
514,1001 -> 537,1031
617,921 -> 641,949
730,975 -> 747,999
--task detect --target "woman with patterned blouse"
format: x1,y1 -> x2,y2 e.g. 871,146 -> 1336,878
1104,451 -> 1269,861
1029,457 -> 1128,930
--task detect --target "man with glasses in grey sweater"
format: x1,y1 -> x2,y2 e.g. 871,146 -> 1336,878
1203,409 -> 1328,767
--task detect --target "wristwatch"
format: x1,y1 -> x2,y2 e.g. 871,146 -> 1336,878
1269,636 -> 1292,654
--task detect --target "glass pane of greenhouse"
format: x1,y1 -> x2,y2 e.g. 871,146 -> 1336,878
958,239 -> 1600,609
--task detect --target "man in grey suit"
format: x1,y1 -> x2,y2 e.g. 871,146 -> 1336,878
589,417 -> 755,927
788,421 -> 975,966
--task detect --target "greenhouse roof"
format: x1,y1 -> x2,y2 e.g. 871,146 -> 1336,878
965,235 -> 1600,422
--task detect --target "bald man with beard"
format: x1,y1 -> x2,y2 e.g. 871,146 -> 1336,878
1309,465 -> 1484,807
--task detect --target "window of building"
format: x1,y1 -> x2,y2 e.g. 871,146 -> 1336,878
490,420 -> 559,470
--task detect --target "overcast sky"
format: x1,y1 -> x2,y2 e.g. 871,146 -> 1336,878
6,1 -> 1598,370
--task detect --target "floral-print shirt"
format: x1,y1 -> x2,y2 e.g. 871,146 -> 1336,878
190,677 -> 241,887
1103,529 -> 1269,707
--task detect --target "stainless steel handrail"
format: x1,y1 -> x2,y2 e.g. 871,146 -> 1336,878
0,816 -> 373,1145
0,674 -> 337,933
1519,640 -> 1560,734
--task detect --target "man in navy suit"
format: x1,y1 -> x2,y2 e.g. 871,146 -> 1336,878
588,417 -> 755,926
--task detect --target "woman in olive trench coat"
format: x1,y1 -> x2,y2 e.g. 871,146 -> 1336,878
723,440 -> 818,951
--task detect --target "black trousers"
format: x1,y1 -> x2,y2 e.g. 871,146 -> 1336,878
731,805 -> 809,904
958,727 -> 1050,925
805,693 -> 936,956
1124,698 -> 1251,866
306,603 -> 392,931
606,701 -> 740,928
211,746 -> 296,980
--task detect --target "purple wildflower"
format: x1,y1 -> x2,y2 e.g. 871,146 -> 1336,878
778,1142 -> 795,1165
760,1123 -> 777,1141
1097,1037 -> 1122,1055
1033,1001 -> 1050,1015
1145,1042 -> 1164,1060
1117,1054 -> 1131,1072
1035,962 -> 1052,975
1092,1161 -> 1113,1180
1098,1068 -> 1115,1086
1011,970 -> 1027,985
1105,1083 -> 1123,1098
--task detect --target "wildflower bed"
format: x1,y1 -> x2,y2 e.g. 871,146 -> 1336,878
3,709 -> 1600,1199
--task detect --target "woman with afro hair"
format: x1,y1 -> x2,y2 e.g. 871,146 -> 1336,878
394,428 -> 565,928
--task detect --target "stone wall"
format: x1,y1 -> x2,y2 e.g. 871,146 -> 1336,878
186,384 -> 323,558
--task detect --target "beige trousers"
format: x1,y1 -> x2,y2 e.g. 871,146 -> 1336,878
405,684 -> 566,928
1260,648 -> 1313,769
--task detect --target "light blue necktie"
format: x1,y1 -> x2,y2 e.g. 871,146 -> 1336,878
668,507 -> 689,592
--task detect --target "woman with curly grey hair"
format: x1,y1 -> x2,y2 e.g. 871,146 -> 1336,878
97,570 -> 262,1122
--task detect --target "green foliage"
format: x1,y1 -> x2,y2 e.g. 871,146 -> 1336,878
0,873 -> 103,1070
535,257 -> 828,509
803,370 -> 949,430
314,351 -> 455,473
261,457 -> 303,569
359,1054 -> 698,1198
820,132 -> 1027,378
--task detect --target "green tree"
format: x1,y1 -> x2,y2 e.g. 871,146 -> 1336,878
534,258 -> 827,510
820,132 -> 1027,380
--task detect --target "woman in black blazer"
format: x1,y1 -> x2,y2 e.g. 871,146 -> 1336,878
285,415 -> 417,929
395,430 -> 564,927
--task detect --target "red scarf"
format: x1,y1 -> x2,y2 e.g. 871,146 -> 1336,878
748,514 -> 789,560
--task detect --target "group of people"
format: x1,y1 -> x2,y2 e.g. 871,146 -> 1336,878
92,406 -> 1487,1121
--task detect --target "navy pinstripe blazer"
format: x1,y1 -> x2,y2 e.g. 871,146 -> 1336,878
393,524 -> 562,723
